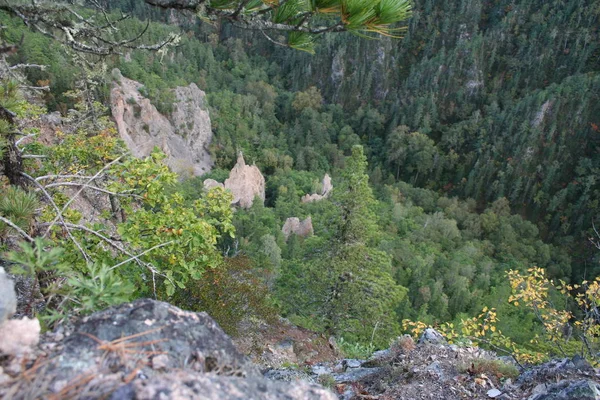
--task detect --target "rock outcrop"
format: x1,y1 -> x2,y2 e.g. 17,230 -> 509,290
301,174 -> 333,203
0,267 -> 16,322
222,153 -> 265,209
120,371 -> 336,400
0,299 -> 336,400
110,69 -> 212,177
0,268 -> 40,356
263,328 -> 600,400
282,216 -> 314,240
203,178 -> 224,190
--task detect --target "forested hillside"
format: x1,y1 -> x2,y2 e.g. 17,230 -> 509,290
0,0 -> 599,364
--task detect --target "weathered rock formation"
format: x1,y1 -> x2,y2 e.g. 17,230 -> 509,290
0,267 -> 16,322
0,268 -> 39,356
203,178 -> 224,190
282,216 -> 314,240
301,174 -> 333,203
110,69 -> 212,177
0,299 -> 336,400
204,153 -> 265,209
265,328 -> 600,400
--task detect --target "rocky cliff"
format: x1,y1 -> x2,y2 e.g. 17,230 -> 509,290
204,153 -> 266,209
0,298 -> 336,400
302,174 -> 333,203
1,281 -> 599,400
282,217 -> 314,240
110,69 -> 212,177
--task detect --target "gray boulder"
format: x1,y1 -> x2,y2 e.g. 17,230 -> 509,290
51,298 -> 259,382
16,299 -> 339,399
418,328 -> 447,345
117,371 -> 337,400
0,267 -> 16,323
333,367 -> 382,383
528,379 -> 600,400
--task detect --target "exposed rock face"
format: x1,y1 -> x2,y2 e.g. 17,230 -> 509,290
0,268 -> 40,356
223,153 -> 265,209
203,178 -> 224,190
0,267 -> 16,322
0,318 -> 40,355
282,216 -> 314,240
301,174 -> 333,203
110,69 -> 212,177
51,299 -> 258,382
120,371 -> 337,400
418,327 -> 447,345
0,299 -> 337,400
321,173 -> 333,195
528,380 -> 600,400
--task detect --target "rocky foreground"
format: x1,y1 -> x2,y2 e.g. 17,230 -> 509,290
0,294 -> 599,399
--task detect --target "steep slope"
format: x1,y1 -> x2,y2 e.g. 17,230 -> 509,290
110,69 -> 213,177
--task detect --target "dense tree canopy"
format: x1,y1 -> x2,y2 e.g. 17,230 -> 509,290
1,0 -> 599,362
1,0 -> 413,53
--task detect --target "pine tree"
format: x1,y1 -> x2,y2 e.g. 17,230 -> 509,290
282,146 -> 406,346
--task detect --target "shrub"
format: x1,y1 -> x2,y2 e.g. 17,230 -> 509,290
458,358 -> 519,380
172,256 -> 277,335
0,186 -> 38,238
337,337 -> 375,359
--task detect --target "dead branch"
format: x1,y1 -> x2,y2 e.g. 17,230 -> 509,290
108,240 -> 175,272
44,154 -> 125,237
43,181 -> 141,199
20,171 -> 91,262
38,221 -> 174,297
0,215 -> 34,242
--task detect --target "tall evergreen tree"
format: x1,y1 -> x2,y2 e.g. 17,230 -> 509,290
278,146 -> 406,346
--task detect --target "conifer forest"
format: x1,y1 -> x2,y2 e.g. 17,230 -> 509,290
0,0 -> 599,365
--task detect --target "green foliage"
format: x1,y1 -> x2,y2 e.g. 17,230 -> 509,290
1,0 -> 597,362
277,146 -> 407,346
67,262 -> 136,312
337,336 -> 375,359
292,86 -> 323,112
0,186 -> 38,237
110,152 -> 235,296
1,83 -> 237,321
6,239 -> 134,320
316,374 -> 337,390
173,256 -> 277,335
458,359 -> 519,380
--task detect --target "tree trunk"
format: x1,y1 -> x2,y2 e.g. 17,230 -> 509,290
0,106 -> 26,188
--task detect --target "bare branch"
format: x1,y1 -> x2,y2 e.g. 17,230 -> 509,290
19,85 -> 50,91
0,2 -> 177,56
36,174 -> 97,182
260,30 -> 287,47
20,172 -> 91,262
15,133 -> 36,147
39,221 -> 175,297
144,0 -> 205,10
0,215 -> 34,242
44,154 -> 125,237
9,63 -> 47,70
43,182 -> 141,199
108,240 -> 174,272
